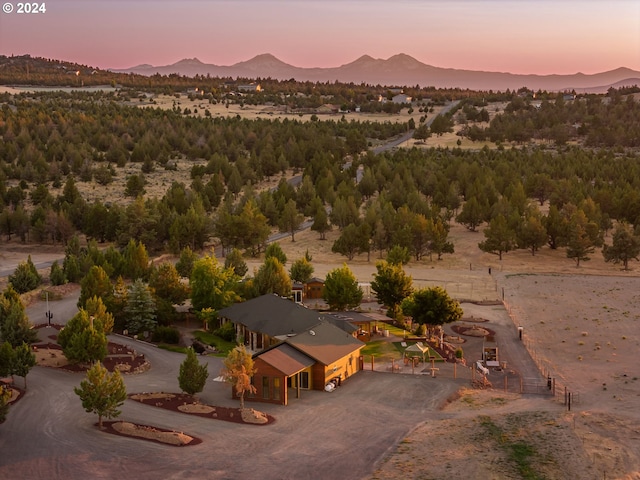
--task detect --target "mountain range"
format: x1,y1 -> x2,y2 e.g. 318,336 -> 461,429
112,53 -> 640,93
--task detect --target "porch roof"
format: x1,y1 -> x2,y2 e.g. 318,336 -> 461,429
257,343 -> 315,376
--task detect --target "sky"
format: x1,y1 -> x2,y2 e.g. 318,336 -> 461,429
0,0 -> 639,75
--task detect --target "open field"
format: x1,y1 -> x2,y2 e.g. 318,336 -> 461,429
264,225 -> 640,479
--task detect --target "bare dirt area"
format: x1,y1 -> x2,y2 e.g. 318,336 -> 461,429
265,224 -> 640,479
373,389 -> 611,480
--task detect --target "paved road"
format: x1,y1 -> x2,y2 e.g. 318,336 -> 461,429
25,288 -> 81,328
1,333 -> 465,480
372,100 -> 460,155
1,282 -> 547,480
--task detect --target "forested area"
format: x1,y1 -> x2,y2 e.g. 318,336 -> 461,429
1,86 -> 640,269
1,58 -> 640,412
459,88 -> 640,147
0,89 -> 406,252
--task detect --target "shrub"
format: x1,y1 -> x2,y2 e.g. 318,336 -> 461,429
214,321 -> 235,342
455,347 -> 464,359
151,326 -> 181,345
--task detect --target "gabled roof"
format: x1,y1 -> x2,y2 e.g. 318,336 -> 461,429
306,277 -> 325,284
256,343 -> 315,376
322,313 -> 359,334
285,321 -> 364,366
218,294 -> 322,337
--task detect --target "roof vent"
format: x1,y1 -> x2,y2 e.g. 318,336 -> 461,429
309,330 -> 316,336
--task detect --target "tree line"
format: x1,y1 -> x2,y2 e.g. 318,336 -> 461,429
458,89 -> 640,147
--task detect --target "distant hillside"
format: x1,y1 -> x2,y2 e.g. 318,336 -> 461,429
114,53 -> 640,92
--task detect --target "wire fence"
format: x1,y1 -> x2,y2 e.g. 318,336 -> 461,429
501,283 -> 581,410
361,273 -> 581,409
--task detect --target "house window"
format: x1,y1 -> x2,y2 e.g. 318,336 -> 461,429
262,376 -> 270,399
273,378 -> 280,400
248,376 -> 256,397
299,371 -> 309,389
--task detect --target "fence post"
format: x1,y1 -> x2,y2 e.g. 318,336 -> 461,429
520,376 -> 523,394
453,362 -> 457,379
504,376 -> 507,392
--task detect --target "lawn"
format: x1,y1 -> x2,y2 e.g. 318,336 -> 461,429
158,344 -> 189,354
192,330 -> 236,356
392,341 -> 444,362
361,339 -> 444,363
361,340 -> 401,360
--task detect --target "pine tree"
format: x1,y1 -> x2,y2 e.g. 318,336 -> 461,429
290,257 -> 314,284
265,242 -> 287,265
371,261 -> 413,319
12,342 -> 36,389
0,341 -> 15,378
58,310 -> 108,365
311,208 -> 330,240
74,361 -> 127,429
176,246 -> 198,278
49,260 -> 67,286
78,265 -> 113,309
279,199 -> 304,242
478,214 -> 516,260
252,257 -> 291,297
178,348 -> 209,396
224,248 -> 248,277
603,223 -> 640,271
0,288 -> 37,347
124,279 -> 157,335
8,256 -> 42,294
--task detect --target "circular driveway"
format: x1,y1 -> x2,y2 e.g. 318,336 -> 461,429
1,331 -> 465,480
2,290 -> 541,479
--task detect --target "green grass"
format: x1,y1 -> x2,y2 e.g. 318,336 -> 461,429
377,322 -> 409,337
478,416 -> 543,480
361,340 -> 402,359
392,341 -> 444,361
192,330 -> 236,356
158,344 -> 189,354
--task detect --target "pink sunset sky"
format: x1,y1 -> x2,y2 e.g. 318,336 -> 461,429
1,0 -> 639,75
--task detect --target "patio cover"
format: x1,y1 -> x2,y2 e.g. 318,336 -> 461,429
404,342 -> 429,362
